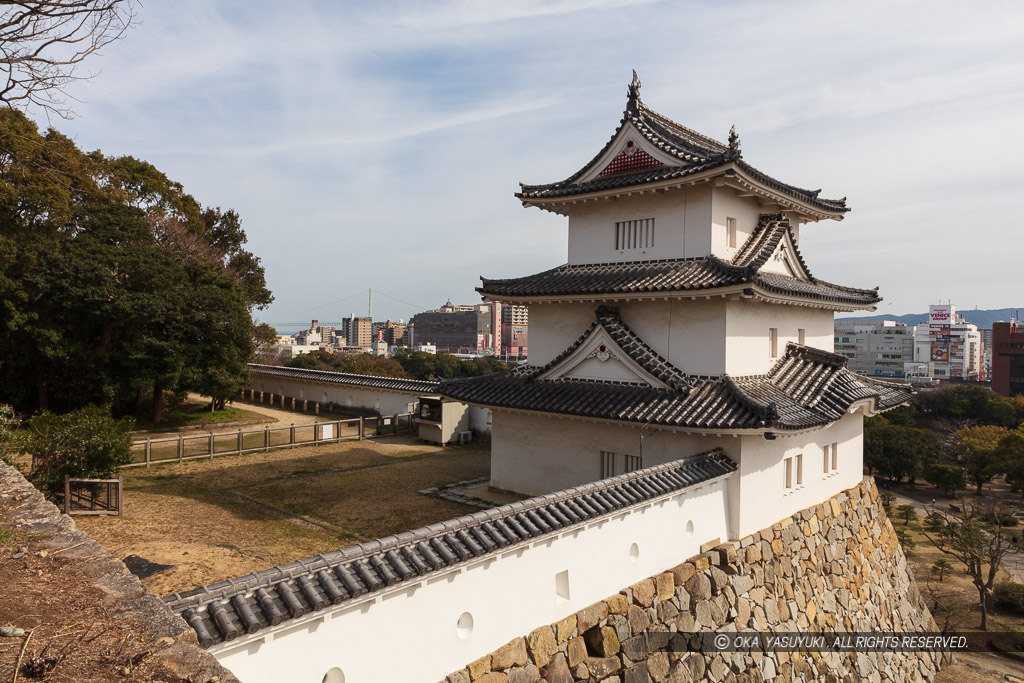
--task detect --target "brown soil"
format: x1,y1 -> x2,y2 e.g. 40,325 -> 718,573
0,507 -> 199,681
76,435 -> 489,597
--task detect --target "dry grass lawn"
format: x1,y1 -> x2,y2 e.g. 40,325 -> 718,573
77,435 -> 488,597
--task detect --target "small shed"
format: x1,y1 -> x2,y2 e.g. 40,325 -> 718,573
417,395 -> 470,445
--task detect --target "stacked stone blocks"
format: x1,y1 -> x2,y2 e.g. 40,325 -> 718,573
443,478 -> 942,683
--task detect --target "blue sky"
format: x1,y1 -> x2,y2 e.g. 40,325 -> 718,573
39,0 -> 1024,328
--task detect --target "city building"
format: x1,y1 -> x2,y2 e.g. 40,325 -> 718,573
992,320 -> 1024,397
408,301 -> 495,354
500,304 -> 528,358
442,74 -> 911,534
909,304 -> 982,382
980,328 -> 993,381
341,315 -> 373,350
833,319 -> 914,377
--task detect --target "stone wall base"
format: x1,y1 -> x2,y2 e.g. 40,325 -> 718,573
443,477 -> 944,683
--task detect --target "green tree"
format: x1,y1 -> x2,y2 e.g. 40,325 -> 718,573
864,417 -> 941,483
924,463 -> 967,497
924,501 -> 1019,630
0,404 -> 18,467
0,108 -> 268,422
932,558 -> 953,582
20,405 -> 133,499
957,425 -> 1010,496
896,504 -> 919,525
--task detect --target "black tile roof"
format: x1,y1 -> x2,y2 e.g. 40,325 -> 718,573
164,449 -> 737,649
517,75 -> 847,215
440,307 -> 913,432
479,214 -> 880,309
249,364 -> 439,395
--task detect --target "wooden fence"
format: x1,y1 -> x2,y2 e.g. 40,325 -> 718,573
124,413 -> 416,469
64,476 -> 123,516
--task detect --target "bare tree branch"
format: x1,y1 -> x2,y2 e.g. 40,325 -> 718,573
0,1 -> 137,118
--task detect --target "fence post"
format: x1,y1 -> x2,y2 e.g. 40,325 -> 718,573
117,477 -> 124,517
237,429 -> 243,455
358,417 -> 363,441
145,439 -> 152,468
209,432 -> 215,459
314,421 -> 320,445
393,414 -> 399,435
177,435 -> 184,464
290,423 -> 295,448
63,476 -> 70,515
264,426 -> 270,450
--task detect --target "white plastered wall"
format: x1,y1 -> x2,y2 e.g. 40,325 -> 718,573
252,375 -> 420,417
565,184 -> 713,264
213,477 -> 731,683
527,299 -> 727,375
728,412 -> 864,539
724,299 -> 835,376
490,411 -> 731,496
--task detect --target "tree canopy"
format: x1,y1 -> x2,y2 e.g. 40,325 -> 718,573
0,108 -> 270,422
285,347 -> 512,382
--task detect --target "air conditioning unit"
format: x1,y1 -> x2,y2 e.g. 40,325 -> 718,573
458,431 -> 472,444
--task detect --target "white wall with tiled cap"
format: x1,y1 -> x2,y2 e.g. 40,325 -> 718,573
729,411 -> 864,539
212,475 -> 731,683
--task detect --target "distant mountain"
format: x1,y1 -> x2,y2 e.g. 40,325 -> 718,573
838,308 -> 1023,329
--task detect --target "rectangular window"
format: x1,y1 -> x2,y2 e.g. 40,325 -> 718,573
624,454 -> 642,473
727,217 -> 737,248
615,218 -> 655,251
832,442 -> 838,471
823,444 -> 830,473
798,328 -> 806,345
770,328 -> 778,358
796,453 -> 803,485
784,457 -> 793,489
600,450 -> 616,478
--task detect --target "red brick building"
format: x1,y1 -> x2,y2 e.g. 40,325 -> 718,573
992,321 -> 1024,397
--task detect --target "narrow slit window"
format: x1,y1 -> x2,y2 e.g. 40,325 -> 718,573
796,453 -> 803,485
798,328 -> 806,345
614,218 -> 655,251
624,454 -> 642,472
832,442 -> 839,471
727,217 -> 737,248
823,444 -> 830,473
600,450 -> 616,478
784,457 -> 792,489
770,328 -> 778,358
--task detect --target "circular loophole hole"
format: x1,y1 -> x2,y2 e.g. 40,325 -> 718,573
322,668 -> 345,683
629,543 -> 640,561
456,612 -> 474,639
686,520 -> 694,536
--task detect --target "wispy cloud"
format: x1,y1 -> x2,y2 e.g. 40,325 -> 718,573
47,0 -> 1024,325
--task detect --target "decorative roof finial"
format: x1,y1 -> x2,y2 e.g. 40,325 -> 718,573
626,70 -> 642,114
727,125 -> 741,160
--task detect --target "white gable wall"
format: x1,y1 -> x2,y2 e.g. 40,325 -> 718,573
729,412 -> 864,539
724,300 -> 835,376
566,184 -> 713,264
527,300 -> 727,375
490,410 -> 729,495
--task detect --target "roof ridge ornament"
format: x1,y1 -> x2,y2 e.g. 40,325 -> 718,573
727,125 -> 742,160
626,70 -> 642,115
